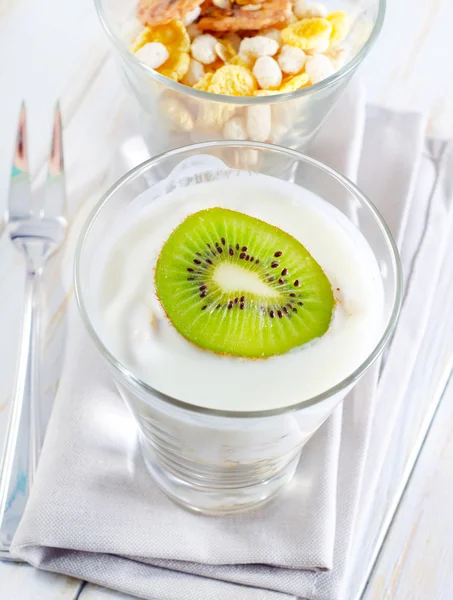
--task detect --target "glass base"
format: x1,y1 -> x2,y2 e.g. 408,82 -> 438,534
140,437 -> 301,515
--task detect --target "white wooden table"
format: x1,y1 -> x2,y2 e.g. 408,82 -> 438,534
1,1 -> 452,598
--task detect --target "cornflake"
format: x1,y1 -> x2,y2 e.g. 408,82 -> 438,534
193,72 -> 214,90
131,21 -> 190,80
215,39 -> 238,62
131,20 -> 190,52
207,65 -> 258,96
281,18 -> 332,50
327,11 -> 349,45
278,71 -> 309,92
159,51 -> 190,80
230,53 -> 254,69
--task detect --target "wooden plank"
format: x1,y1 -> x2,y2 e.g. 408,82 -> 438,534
0,562 -> 82,599
363,375 -> 453,600
362,0 -> 453,138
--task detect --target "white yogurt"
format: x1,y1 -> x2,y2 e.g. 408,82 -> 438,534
96,167 -> 383,412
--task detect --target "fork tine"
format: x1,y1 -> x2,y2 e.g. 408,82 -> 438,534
48,102 -> 64,179
8,101 -> 33,221
43,102 -> 66,220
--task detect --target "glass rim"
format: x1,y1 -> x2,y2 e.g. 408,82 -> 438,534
74,140 -> 403,419
93,0 -> 386,106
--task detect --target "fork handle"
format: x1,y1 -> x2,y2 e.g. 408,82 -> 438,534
0,269 -> 42,557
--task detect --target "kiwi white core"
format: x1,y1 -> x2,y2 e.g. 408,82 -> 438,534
95,169 -> 384,412
213,263 -> 280,298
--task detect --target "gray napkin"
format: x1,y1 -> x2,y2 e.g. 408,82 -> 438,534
11,82 -> 447,600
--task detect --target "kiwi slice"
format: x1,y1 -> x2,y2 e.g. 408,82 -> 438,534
155,208 -> 334,358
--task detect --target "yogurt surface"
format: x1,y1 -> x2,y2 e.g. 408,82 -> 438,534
95,166 -> 384,411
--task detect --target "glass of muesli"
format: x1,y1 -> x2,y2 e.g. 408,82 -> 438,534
95,0 -> 384,154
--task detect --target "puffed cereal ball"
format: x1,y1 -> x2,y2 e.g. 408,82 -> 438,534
253,56 -> 282,90
294,1 -> 328,19
305,54 -> 334,84
135,42 -> 169,69
239,36 -> 279,58
182,58 -> 205,86
223,116 -> 248,140
191,34 -> 218,64
277,45 -> 307,74
182,6 -> 202,26
262,29 -> 282,46
246,105 -> 272,142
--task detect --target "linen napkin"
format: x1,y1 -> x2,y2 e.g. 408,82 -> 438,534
11,79 -> 452,599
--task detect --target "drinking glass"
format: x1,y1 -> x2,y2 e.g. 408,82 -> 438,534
95,0 -> 385,153
75,142 -> 401,514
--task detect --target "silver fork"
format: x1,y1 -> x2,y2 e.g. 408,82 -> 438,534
0,103 -> 66,559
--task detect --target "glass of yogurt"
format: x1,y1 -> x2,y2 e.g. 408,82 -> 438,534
75,142 -> 401,514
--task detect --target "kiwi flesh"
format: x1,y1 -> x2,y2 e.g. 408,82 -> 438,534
155,208 -> 334,358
